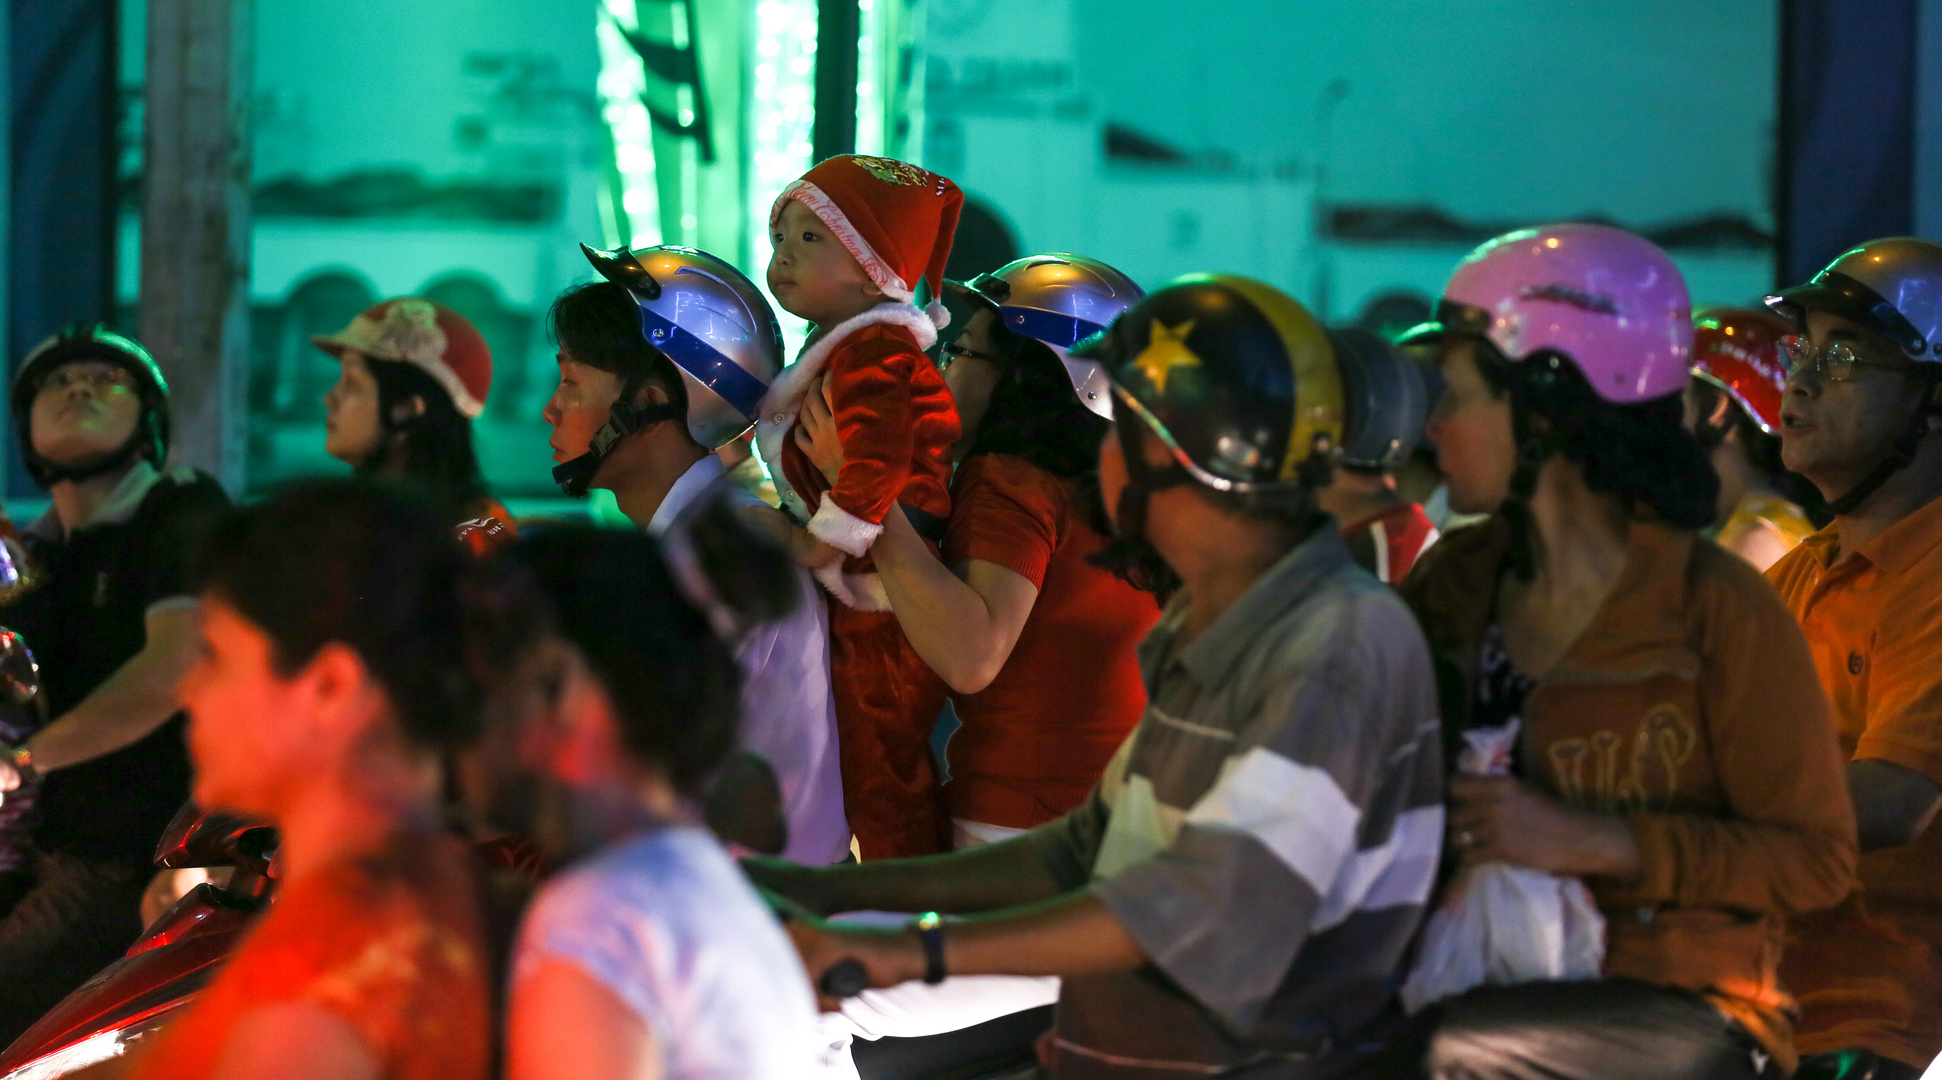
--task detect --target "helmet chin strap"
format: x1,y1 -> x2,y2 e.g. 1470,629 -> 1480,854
1825,411 -> 1933,517
1109,423 -> 1192,540
553,374 -> 686,497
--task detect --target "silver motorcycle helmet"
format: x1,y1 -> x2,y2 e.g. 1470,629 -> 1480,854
1329,327 -> 1432,471
581,243 -> 783,449
1767,237 -> 1942,362
947,254 -> 1144,420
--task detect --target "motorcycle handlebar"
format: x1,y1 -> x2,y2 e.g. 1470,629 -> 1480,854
818,958 -> 870,999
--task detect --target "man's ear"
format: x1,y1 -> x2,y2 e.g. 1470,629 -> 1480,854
860,277 -> 886,301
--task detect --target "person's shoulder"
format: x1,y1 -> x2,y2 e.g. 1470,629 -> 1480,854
1683,532 -> 1815,642
538,827 -> 747,920
142,467 -> 232,515
1394,513 -> 1501,610
1688,530 -> 1781,595
955,453 -> 1067,508
827,318 -> 928,365
1254,537 -> 1425,664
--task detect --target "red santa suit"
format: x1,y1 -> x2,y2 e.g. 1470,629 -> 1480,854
755,155 -> 964,859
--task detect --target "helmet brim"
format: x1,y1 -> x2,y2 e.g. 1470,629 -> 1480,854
938,280 -> 999,351
1395,320 -> 1445,347
1767,272 -> 1929,360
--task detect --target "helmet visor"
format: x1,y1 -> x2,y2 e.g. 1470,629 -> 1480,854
1768,270 -> 1928,359
1396,300 -> 1493,347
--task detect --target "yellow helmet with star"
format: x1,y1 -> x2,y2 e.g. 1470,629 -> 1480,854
1074,273 -> 1344,492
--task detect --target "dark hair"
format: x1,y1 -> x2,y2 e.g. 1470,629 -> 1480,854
192,479 -> 476,750
966,335 -> 1112,480
360,357 -> 486,518
547,281 -> 688,411
960,320 -> 1177,594
474,499 -> 797,797
1689,377 -> 1830,525
1475,348 -> 1718,574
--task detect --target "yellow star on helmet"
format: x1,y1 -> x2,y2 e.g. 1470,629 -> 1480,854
1134,319 -> 1200,394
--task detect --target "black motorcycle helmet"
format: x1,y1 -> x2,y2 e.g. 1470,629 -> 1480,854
11,324 -> 171,487
1076,273 -> 1346,496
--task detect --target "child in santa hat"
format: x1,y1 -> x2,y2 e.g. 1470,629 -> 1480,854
755,154 -> 962,859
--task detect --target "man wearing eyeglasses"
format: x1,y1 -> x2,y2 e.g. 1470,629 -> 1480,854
0,324 -> 230,1042
1764,238 -> 1942,1080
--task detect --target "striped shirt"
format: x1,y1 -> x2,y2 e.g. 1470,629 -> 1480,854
1030,524 -> 1444,1074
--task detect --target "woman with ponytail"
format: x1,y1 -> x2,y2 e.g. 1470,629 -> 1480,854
313,297 -> 516,555
465,509 -> 822,1080
1373,225 -> 1855,1080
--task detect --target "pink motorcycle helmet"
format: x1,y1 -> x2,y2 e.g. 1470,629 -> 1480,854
1417,223 -> 1693,404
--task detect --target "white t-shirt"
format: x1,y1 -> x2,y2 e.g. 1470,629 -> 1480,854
513,826 -> 825,1080
650,454 -> 852,865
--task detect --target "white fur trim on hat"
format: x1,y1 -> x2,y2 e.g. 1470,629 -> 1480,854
807,496 -> 884,557
753,301 -> 940,505
812,562 -> 892,611
311,299 -> 485,419
772,180 -> 914,303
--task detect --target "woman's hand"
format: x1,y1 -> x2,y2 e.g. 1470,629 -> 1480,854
787,919 -> 925,1011
794,376 -> 846,486
1448,775 -> 1642,881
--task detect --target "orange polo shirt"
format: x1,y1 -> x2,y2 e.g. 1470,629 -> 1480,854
1768,495 -> 1942,1068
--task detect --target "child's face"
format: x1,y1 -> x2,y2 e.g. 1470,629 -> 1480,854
768,199 -> 884,325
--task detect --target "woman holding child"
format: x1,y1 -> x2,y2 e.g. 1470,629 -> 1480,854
796,253 -> 1167,849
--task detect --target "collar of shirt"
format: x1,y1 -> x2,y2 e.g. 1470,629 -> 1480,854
27,460 -> 170,541
1803,493 -> 1942,580
646,454 -> 729,537
1138,521 -> 1353,690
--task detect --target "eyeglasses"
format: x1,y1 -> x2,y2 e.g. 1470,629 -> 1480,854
38,367 -> 136,396
1778,335 -> 1908,383
938,342 -> 1003,371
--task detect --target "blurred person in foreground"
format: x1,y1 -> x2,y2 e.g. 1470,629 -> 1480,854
117,480 -> 490,1080
1317,328 -> 1441,583
1765,238 -> 1942,1080
312,297 -> 516,556
0,326 -> 230,1042
1368,225 -> 1854,1080
1686,307 -> 1823,572
752,275 -> 1444,1078
543,243 -> 847,865
464,518 -> 824,1080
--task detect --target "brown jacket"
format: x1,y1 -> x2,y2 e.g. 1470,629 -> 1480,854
1401,515 -> 1858,1067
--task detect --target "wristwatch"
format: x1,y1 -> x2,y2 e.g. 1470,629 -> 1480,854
910,911 -> 947,985
7,744 -> 37,785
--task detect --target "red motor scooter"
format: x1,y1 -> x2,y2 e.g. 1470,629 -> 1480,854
0,803 -> 274,1080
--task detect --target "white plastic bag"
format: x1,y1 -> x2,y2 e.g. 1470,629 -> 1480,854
1399,720 -> 1605,1013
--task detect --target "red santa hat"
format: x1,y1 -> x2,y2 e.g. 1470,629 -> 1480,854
311,297 -> 493,419
770,155 -> 963,326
